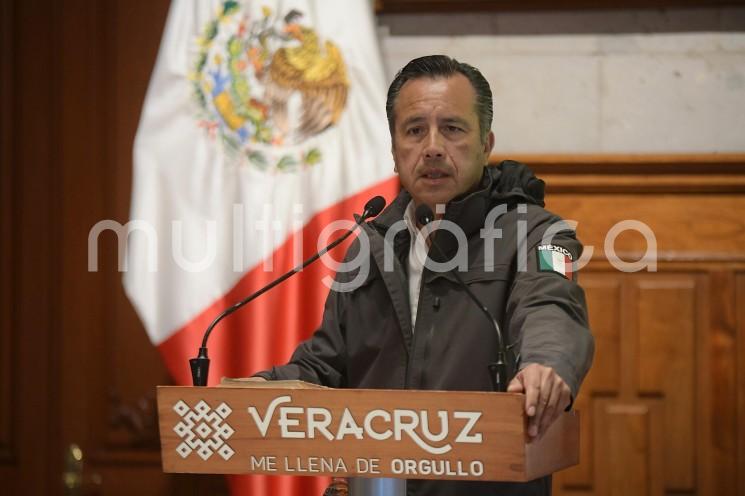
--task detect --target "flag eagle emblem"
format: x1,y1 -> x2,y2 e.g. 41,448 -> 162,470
191,1 -> 350,172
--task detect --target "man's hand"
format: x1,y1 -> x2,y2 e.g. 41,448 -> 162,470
507,363 -> 571,442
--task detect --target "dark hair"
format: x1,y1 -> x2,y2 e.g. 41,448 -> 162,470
386,55 -> 493,142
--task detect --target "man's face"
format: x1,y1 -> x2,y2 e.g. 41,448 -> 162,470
391,74 -> 495,212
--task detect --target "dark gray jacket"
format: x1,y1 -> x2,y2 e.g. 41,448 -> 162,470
258,161 -> 594,495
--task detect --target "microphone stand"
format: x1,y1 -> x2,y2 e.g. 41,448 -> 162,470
190,197 -> 386,386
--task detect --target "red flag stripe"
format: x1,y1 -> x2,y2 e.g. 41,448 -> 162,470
158,176 -> 399,383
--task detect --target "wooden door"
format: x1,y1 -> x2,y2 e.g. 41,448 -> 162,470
1,0 -> 225,494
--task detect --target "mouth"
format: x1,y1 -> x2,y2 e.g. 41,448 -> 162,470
419,168 -> 451,180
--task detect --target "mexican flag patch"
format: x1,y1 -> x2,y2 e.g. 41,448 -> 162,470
537,244 -> 574,280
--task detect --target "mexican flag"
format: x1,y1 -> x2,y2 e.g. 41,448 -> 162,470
124,0 -> 398,493
537,244 -> 574,280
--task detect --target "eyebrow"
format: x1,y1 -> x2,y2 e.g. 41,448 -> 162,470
400,116 -> 426,129
399,116 -> 472,128
441,117 -> 471,128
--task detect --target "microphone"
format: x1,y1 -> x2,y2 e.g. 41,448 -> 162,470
189,195 -> 387,386
415,204 -> 512,392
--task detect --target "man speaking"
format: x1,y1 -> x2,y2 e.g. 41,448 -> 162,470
254,55 -> 594,496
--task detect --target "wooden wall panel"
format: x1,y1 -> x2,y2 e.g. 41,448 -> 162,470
698,271 -> 738,495
636,278 -> 696,491
4,1 -> 58,493
546,177 -> 744,496
557,274 -> 622,491
581,276 -> 622,395
737,273 -> 745,496
594,401 -> 664,496
0,0 -> 13,467
57,0 -> 109,467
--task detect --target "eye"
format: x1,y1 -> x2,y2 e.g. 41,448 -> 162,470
444,125 -> 463,133
406,126 -> 424,136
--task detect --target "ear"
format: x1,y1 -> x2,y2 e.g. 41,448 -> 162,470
482,130 -> 495,159
391,144 -> 398,173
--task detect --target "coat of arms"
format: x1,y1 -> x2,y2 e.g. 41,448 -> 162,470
192,1 -> 350,172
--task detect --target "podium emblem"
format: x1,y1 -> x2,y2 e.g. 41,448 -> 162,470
173,400 -> 236,461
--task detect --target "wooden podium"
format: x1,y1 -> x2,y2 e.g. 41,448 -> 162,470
157,381 -> 578,483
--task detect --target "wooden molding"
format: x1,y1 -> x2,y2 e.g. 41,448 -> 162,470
586,252 -> 745,265
490,153 -> 745,193
377,0 -> 745,13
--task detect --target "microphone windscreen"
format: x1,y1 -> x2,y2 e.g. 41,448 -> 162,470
364,196 -> 387,217
415,204 -> 434,226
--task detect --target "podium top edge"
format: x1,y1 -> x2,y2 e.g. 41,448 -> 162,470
156,385 -> 526,398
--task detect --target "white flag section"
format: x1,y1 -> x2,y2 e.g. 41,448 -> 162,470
124,1 -> 397,493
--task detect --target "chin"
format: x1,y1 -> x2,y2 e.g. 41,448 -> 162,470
410,185 -> 458,209
417,196 -> 451,210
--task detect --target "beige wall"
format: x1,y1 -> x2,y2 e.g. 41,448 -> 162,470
377,8 -> 745,153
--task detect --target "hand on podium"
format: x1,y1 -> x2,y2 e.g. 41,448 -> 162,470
507,363 -> 571,442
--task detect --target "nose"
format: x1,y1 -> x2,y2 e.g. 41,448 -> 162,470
423,130 -> 445,160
